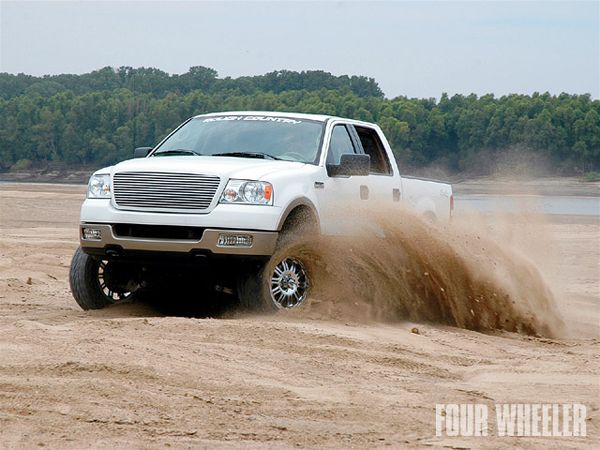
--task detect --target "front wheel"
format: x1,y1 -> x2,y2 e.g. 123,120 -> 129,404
238,247 -> 311,312
69,247 -> 138,310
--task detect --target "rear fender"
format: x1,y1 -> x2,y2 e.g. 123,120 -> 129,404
414,197 -> 437,218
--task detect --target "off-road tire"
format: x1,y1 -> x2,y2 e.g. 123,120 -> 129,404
237,262 -> 272,312
69,247 -> 130,310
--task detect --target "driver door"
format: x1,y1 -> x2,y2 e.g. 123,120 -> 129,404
315,123 -> 369,235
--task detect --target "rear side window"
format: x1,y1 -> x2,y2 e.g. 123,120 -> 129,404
327,125 -> 357,165
354,126 -> 392,175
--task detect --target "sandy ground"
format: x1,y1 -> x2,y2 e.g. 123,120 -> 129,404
0,183 -> 598,449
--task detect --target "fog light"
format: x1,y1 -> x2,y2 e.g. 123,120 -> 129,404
82,227 -> 102,241
217,234 -> 253,247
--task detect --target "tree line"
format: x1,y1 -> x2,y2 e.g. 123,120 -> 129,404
0,66 -> 598,174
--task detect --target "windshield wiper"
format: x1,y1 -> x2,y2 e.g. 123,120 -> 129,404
153,149 -> 203,157
211,151 -> 282,160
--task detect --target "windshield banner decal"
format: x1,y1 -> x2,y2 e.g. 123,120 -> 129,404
203,116 -> 302,124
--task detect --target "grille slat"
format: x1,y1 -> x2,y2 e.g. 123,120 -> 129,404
114,185 -> 217,187
115,179 -> 219,184
113,172 -> 220,212
115,196 -> 216,200
115,191 -> 217,195
115,192 -> 217,197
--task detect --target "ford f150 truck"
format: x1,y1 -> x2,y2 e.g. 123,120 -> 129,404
70,111 -> 453,311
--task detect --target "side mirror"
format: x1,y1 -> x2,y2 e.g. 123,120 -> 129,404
327,153 -> 371,177
134,147 -> 153,158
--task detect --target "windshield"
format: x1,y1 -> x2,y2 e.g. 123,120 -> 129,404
152,115 -> 325,164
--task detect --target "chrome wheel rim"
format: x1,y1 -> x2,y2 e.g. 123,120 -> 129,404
97,260 -> 135,302
270,257 -> 309,309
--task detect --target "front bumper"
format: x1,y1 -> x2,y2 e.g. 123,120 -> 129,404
80,223 -> 279,256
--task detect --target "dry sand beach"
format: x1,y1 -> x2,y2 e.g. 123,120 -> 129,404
0,181 -> 598,449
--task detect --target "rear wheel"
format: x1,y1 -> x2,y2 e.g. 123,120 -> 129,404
69,247 -> 139,310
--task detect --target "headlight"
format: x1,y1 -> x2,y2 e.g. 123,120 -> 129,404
87,174 -> 111,198
220,180 -> 273,205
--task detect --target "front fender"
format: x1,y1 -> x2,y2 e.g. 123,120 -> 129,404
276,197 -> 320,231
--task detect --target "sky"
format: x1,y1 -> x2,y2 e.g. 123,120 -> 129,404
0,0 -> 598,99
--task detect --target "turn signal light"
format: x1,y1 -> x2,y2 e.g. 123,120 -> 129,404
264,183 -> 273,201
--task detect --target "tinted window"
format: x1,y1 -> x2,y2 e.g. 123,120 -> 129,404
326,125 -> 356,165
354,126 -> 392,175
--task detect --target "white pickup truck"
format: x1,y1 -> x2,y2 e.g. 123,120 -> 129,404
70,111 -> 453,311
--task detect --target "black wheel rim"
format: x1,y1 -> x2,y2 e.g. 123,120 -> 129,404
97,260 -> 135,302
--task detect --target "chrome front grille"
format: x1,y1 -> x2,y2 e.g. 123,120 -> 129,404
113,172 -> 221,212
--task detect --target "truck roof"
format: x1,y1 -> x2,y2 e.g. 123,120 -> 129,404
193,111 -> 344,124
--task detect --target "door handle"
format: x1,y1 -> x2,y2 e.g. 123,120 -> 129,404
360,185 -> 369,200
393,188 -> 401,202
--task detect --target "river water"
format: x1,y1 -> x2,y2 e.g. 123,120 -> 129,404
455,194 -> 600,217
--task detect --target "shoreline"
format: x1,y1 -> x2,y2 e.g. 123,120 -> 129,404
1,182 -> 597,222
0,169 -> 93,185
2,174 -> 598,198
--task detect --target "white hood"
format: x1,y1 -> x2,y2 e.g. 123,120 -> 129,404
111,156 -> 307,180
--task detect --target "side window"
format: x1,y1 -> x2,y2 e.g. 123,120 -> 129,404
354,126 -> 392,175
326,125 -> 356,165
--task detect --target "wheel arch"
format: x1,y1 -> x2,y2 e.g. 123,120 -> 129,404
423,210 -> 437,222
414,197 -> 437,220
277,198 -> 320,234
